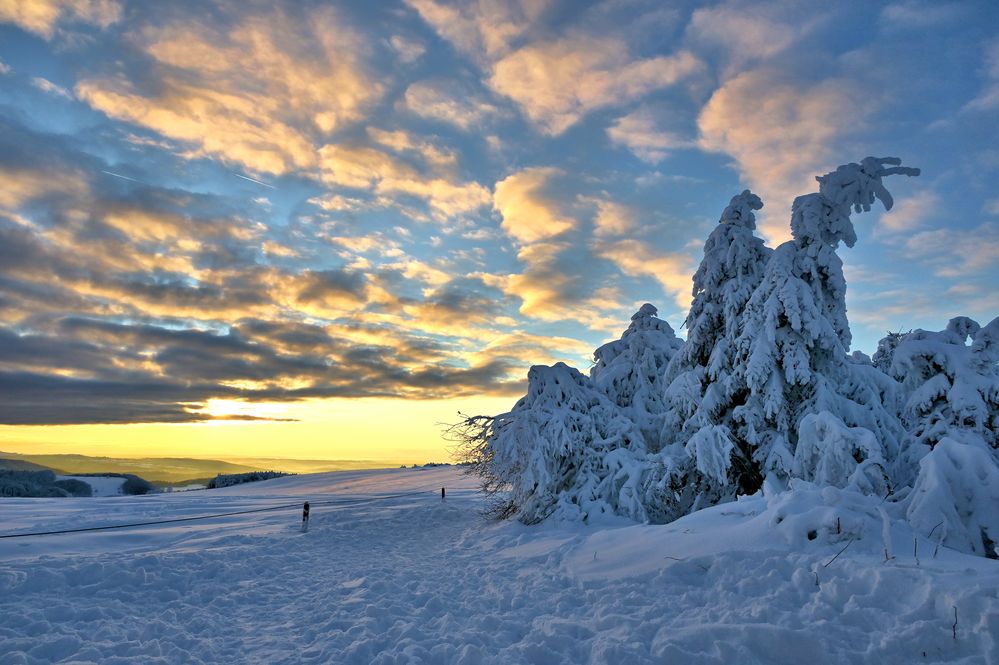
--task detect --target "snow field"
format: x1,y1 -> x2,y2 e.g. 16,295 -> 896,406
2,467 -> 997,664
56,476 -> 126,497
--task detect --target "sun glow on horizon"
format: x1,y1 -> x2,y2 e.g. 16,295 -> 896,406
0,396 -> 516,463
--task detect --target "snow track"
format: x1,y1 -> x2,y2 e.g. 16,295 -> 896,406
1,467 -> 996,664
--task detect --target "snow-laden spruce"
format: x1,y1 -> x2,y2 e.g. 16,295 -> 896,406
456,362 -> 650,524
591,303 -> 683,450
455,156 -> 999,557
732,157 -> 917,491
886,316 -> 999,555
658,190 -> 772,516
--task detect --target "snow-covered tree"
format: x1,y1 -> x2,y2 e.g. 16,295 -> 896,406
451,154 -> 999,559
872,330 -> 907,374
891,316 -> 999,451
890,317 -> 999,556
732,157 -> 918,488
459,362 -> 648,524
672,190 -> 771,376
591,303 -> 682,450
651,191 -> 772,517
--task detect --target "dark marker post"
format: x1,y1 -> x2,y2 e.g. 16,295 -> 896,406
302,501 -> 310,532
441,487 -> 446,501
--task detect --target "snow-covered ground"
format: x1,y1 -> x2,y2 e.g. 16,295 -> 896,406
56,475 -> 127,497
1,467 -> 996,664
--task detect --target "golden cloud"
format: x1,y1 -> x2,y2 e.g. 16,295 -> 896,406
493,167 -> 574,243
698,68 -> 866,243
490,40 -> 702,135
77,6 -> 379,175
596,238 -> 694,311
0,0 -> 120,39
318,144 -> 490,219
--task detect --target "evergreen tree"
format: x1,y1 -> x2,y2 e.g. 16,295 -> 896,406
732,157 -> 918,488
591,303 -> 682,451
894,316 -> 999,556
474,362 -> 648,524
654,190 -> 772,516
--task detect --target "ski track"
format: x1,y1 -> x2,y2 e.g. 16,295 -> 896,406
1,469 -> 997,664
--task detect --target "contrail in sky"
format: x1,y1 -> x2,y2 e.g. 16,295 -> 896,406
232,172 -> 276,189
101,170 -> 143,183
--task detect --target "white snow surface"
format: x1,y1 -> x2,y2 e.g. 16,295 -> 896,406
2,467 -> 996,664
56,475 -> 127,497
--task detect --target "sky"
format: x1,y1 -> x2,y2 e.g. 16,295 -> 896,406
0,0 -> 997,464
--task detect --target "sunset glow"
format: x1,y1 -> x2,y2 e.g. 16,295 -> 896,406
0,1 -> 996,463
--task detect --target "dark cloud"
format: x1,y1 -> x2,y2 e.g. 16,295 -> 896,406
0,316 -> 523,424
295,269 -> 369,304
0,60 -> 548,427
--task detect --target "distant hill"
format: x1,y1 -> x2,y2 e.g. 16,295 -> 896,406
0,452 -> 397,484
218,457 -> 390,474
0,452 -> 260,484
0,458 -> 53,472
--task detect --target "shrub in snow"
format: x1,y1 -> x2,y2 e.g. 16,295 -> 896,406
906,437 -> 999,557
121,474 -> 155,495
0,469 -> 73,497
53,478 -> 93,497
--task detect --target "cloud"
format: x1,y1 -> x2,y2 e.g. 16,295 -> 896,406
686,4 -> 817,75
409,0 -> 701,135
389,34 -> 426,63
0,166 -> 89,210
493,167 -> 574,243
503,241 -> 586,319
366,127 -> 457,169
879,1 -> 968,29
318,143 -> 490,219
964,39 -> 999,113
877,189 -> 941,234
595,239 -> 694,310
466,330 -> 593,368
0,58 -> 11,75
490,40 -> 702,135
590,199 -> 636,237
77,5 -> 380,175
404,0 -> 550,62
698,68 -> 868,242
402,79 -> 499,130
903,221 -> 999,278
607,107 -> 696,163
30,77 -> 73,99
0,0 -> 120,39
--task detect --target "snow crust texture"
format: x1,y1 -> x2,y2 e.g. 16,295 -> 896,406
462,157 -> 999,559
2,468 -> 997,665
